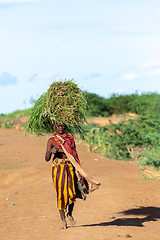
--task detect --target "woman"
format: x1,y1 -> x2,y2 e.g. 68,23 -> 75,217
45,123 -> 82,229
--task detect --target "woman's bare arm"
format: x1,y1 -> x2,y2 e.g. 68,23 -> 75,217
45,138 -> 58,162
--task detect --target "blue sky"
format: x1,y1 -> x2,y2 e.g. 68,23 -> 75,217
0,0 -> 160,114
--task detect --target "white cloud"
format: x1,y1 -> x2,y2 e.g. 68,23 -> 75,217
28,72 -> 55,82
119,60 -> 160,82
149,68 -> 160,76
140,60 -> 160,69
120,73 -> 139,81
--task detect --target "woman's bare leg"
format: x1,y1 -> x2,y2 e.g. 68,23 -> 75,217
59,210 -> 67,229
67,202 -> 76,225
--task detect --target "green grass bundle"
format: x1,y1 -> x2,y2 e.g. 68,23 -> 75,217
26,79 -> 87,136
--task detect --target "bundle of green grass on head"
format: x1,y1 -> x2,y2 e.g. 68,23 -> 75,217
26,79 -> 87,137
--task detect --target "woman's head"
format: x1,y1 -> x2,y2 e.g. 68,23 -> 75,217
53,123 -> 66,134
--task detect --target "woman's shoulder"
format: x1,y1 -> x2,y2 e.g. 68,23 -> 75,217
47,136 -> 54,142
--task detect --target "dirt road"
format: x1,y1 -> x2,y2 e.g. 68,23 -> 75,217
0,128 -> 160,240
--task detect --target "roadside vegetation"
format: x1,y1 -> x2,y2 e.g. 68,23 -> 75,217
83,91 -> 160,172
1,91 -> 160,172
0,109 -> 31,129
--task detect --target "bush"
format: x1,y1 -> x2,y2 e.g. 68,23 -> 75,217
1,120 -> 15,129
81,113 -> 160,168
5,109 -> 32,119
83,91 -> 110,117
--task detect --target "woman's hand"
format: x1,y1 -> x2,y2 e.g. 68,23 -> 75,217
77,172 -> 84,185
51,146 -> 58,154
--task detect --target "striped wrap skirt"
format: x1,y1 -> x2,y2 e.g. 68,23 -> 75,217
51,159 -> 76,211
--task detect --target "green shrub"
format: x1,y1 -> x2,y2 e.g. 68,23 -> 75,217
1,120 -> 15,129
81,113 -> 160,169
139,147 -> 160,169
5,109 -> 32,119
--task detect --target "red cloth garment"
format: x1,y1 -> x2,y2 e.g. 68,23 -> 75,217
53,133 -> 81,166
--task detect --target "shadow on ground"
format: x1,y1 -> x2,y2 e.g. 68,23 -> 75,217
78,206 -> 160,228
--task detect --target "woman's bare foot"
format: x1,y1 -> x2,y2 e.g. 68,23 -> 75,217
67,213 -> 76,226
60,219 -> 67,229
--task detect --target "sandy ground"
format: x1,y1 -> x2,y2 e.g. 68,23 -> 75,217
0,128 -> 160,240
87,113 -> 138,126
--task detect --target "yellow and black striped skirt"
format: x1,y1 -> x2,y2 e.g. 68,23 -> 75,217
51,160 -> 76,211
